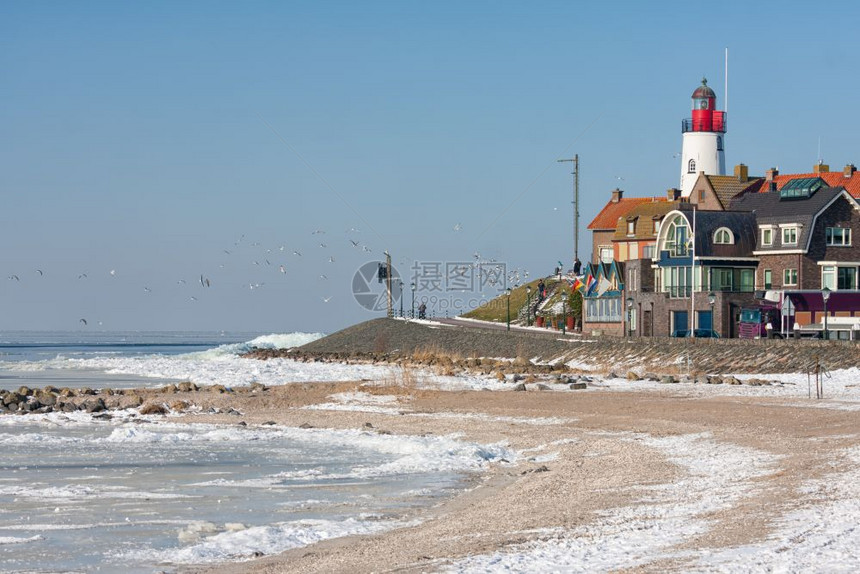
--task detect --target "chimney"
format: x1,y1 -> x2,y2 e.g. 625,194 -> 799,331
734,163 -> 749,183
611,188 -> 624,203
813,161 -> 830,174
766,167 -> 779,182
844,164 -> 857,178
666,188 -> 680,201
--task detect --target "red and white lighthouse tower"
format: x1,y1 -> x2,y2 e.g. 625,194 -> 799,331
680,78 -> 726,196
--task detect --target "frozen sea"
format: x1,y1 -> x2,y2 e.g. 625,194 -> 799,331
0,332 -> 509,573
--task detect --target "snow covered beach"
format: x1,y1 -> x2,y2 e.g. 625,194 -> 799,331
3,322 -> 860,573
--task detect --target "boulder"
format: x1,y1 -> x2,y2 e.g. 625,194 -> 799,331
626,371 -> 640,381
83,398 -> 106,413
139,402 -> 167,415
535,383 -> 551,391
569,382 -> 587,390
660,375 -> 677,384
512,383 -> 527,392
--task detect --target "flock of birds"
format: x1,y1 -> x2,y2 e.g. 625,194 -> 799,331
6,222 -> 532,327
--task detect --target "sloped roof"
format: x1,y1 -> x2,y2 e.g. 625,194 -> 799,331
674,206 -> 758,258
757,170 -> 860,198
612,200 -> 680,240
587,197 -> 666,230
704,175 -> 765,208
729,186 -> 848,251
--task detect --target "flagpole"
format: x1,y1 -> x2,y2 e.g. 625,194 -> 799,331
690,206 -> 696,338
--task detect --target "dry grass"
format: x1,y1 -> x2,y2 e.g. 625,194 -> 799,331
378,365 -> 422,391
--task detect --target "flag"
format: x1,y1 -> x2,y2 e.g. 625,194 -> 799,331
585,274 -> 597,295
597,276 -> 612,296
568,277 -> 585,292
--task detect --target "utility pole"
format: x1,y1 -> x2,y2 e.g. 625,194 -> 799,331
385,251 -> 393,318
558,155 -> 579,263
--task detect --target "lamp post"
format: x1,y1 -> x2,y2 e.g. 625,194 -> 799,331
626,296 -> 634,337
562,288 -> 567,335
410,282 -> 416,319
822,286 -> 831,340
399,281 -> 404,318
526,285 -> 532,326
708,292 -> 716,337
506,287 -> 512,332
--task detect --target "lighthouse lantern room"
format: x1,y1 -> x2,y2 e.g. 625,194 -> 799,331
680,77 -> 726,196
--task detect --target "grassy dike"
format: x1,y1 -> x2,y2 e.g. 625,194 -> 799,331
461,279 -> 548,323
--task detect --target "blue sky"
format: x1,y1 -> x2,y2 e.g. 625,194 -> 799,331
3,1 -> 859,333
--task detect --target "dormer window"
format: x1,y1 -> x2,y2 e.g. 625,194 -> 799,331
761,227 -> 774,246
780,177 -> 826,200
782,226 -> 799,246
627,219 -> 635,235
663,214 -> 690,257
688,159 -> 696,174
713,227 -> 734,245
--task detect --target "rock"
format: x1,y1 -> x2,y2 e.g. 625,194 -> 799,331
139,403 -> 167,415
3,392 -> 23,407
626,371 -> 639,381
535,383 -> 551,391
261,421 -> 277,426
363,422 -> 374,428
83,398 -> 106,413
177,382 -> 199,393
60,401 -> 77,412
17,386 -> 32,397
494,371 -> 506,382
512,374 -> 525,383
210,385 -> 229,394
170,400 -> 189,412
644,372 -> 659,381
162,384 -> 178,394
92,412 -> 112,420
59,388 -> 75,397
512,383 -> 527,392
299,422 -> 313,429
707,376 -> 723,385
695,375 -> 709,385
660,375 -> 677,384
79,388 -> 95,396
569,382 -> 587,390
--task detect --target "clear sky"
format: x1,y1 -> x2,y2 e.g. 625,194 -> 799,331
3,1 -> 859,333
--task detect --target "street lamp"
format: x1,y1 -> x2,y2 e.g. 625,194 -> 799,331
708,291 -> 716,337
562,287 -> 567,335
506,287 -> 512,331
626,296 -> 634,337
399,281 -> 404,318
526,285 -> 532,326
410,282 -> 416,319
822,286 -> 831,340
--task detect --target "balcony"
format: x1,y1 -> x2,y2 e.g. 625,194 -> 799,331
681,111 -> 726,134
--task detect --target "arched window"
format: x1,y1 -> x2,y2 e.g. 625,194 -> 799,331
662,214 -> 690,257
688,159 -> 696,174
713,227 -> 734,245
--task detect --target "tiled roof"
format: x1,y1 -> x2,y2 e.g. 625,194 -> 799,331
587,197 -> 666,230
729,186 -> 847,251
756,170 -> 860,198
704,175 -> 765,208
612,200 -> 679,240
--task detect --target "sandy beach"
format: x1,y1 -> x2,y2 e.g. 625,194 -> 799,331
165,375 -> 860,573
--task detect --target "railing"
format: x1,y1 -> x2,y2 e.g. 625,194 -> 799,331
667,286 -> 692,298
681,112 -> 727,133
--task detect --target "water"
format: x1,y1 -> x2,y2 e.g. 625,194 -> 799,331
0,332 -> 507,572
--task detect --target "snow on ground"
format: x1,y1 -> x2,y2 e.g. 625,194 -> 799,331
446,432 -> 781,573
693,445 -> 860,573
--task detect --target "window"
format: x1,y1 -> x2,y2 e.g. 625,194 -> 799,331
713,227 -> 734,245
838,267 -> 857,290
784,268 -> 798,286
627,219 -> 635,235
782,227 -> 798,245
764,269 -> 772,290
586,298 -> 622,322
740,269 -> 755,292
717,136 -> 723,151
643,244 -> 655,259
761,228 -> 773,246
688,159 -> 696,174
826,227 -> 852,246
652,219 -> 660,234
715,269 -> 733,291
822,266 -> 836,290
663,215 -> 690,257
628,268 -> 638,292
699,189 -> 706,202
599,245 -> 613,264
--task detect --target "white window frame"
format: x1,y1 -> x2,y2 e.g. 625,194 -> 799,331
784,268 -> 798,286
627,219 -> 635,236
688,159 -> 696,174
761,227 -> 774,246
713,227 -> 734,245
822,265 -> 836,290
782,226 -> 798,246
599,245 -> 613,264
826,227 -> 852,247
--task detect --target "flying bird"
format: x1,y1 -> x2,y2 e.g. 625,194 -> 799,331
349,239 -> 360,247
328,256 -> 335,263
453,223 -> 462,232
78,273 -> 88,279
143,286 -> 152,293
8,275 -> 19,281
279,265 -> 286,274
79,318 -> 87,325
319,243 -> 327,248
293,250 -> 302,257
110,269 -> 116,276
319,274 -> 328,280
200,275 -> 210,287
190,296 -> 198,302
36,269 -> 43,276
321,296 -> 333,303
312,229 -> 326,235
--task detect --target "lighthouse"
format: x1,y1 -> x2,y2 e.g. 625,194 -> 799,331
679,78 -> 726,196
